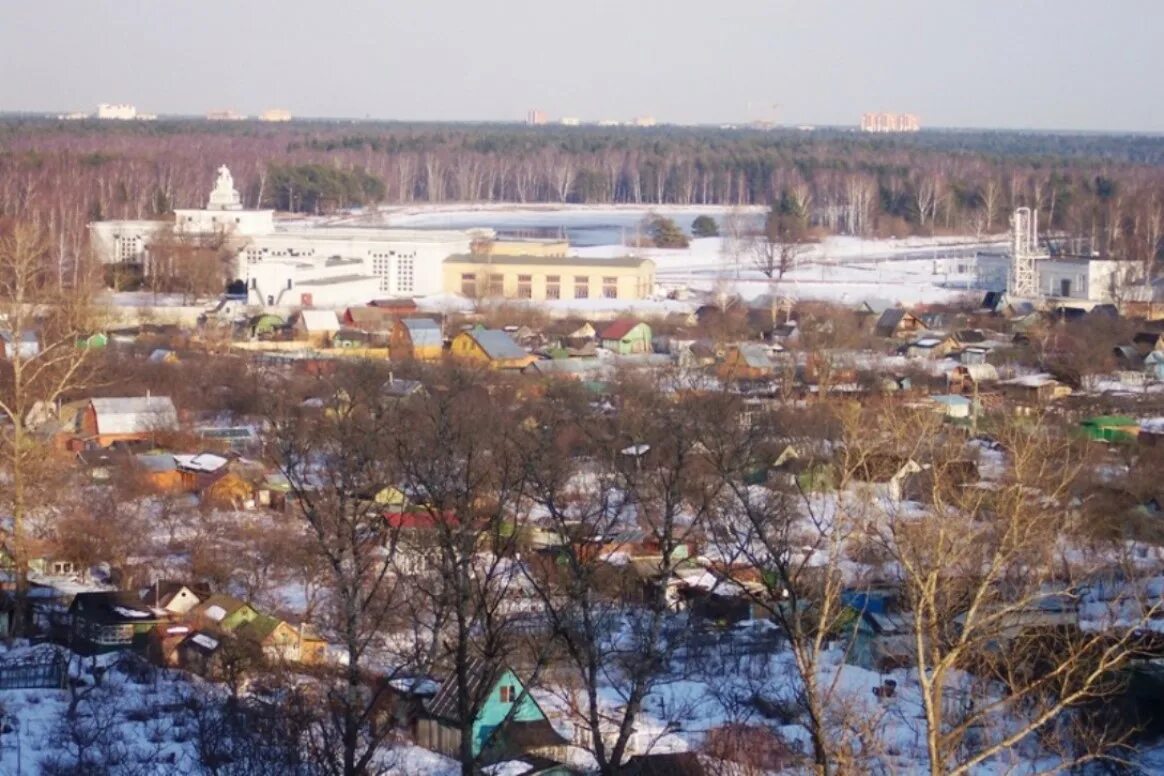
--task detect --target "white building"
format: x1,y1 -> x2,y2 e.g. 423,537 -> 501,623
97,103 -> 138,120
89,166 -> 486,307
259,108 -> 292,122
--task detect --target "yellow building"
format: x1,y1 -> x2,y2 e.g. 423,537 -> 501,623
486,240 -> 569,258
450,328 -> 538,370
442,255 -> 655,302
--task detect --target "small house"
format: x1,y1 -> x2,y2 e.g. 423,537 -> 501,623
334,328 -> 372,348
718,343 -> 782,381
81,396 -> 179,448
905,334 -> 957,360
598,319 -> 652,355
0,330 -> 40,360
852,454 -> 924,503
294,310 -> 341,344
948,364 -> 999,395
417,658 -> 567,763
135,452 -> 182,492
235,614 -> 325,664
390,318 -> 444,361
1133,332 -> 1164,357
930,394 -> 972,420
188,594 -> 260,633
69,591 -> 167,652
874,309 -> 925,339
450,329 -> 537,370
1146,351 -> 1164,381
141,581 -> 207,615
248,313 -> 285,339
342,305 -> 397,333
1000,374 -> 1072,406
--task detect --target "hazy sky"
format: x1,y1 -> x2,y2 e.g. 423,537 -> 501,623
2,0 -> 1160,131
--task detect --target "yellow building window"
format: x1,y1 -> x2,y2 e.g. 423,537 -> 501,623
602,277 -> 618,299
488,274 -> 504,296
574,276 -> 589,299
461,273 -> 476,296
517,274 -> 532,299
545,275 -> 560,300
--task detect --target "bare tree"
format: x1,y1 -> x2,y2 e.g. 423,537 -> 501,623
0,223 -> 104,636
270,362 -> 409,776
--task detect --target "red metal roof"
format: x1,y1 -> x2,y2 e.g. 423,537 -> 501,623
599,318 -> 640,340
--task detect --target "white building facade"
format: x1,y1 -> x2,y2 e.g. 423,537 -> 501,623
89,166 -> 487,307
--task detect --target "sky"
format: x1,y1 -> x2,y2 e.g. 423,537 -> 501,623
1,0 -> 1160,132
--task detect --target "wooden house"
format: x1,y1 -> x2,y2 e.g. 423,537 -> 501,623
1133,331 -> 1164,357
717,344 -> 782,381
188,594 -> 260,633
622,752 -> 710,776
999,374 -> 1072,407
141,581 -> 207,615
135,452 -> 183,492
235,614 -> 326,664
598,319 -> 652,355
874,309 -> 925,339
79,396 -> 179,448
69,591 -> 168,653
417,658 -> 567,763
947,364 -> 999,395
450,329 -> 537,370
390,318 -> 444,361
342,305 -> 397,333
904,334 -> 958,360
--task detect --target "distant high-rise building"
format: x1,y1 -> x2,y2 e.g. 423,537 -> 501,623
260,108 -> 292,122
560,116 -> 581,127
860,112 -> 920,133
526,109 -> 547,126
632,116 -> 657,128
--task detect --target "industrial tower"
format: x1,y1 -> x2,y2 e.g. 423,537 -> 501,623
1007,207 -> 1045,299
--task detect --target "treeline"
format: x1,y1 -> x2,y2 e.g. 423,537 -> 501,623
0,119 -> 1161,283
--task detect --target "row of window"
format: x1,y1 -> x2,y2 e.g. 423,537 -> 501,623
461,273 -> 620,299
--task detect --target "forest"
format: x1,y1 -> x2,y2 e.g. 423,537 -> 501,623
0,118 -> 1162,284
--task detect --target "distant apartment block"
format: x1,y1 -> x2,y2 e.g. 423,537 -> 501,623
97,103 -> 136,120
206,109 -> 246,121
526,109 -> 547,126
860,112 -> 920,133
560,117 -> 581,127
260,108 -> 292,122
633,116 -> 657,127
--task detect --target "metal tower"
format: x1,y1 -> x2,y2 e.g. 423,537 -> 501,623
1008,207 -> 1044,299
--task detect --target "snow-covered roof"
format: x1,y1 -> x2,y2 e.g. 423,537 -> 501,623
204,604 -> 227,622
1001,373 -> 1059,387
174,453 -> 229,473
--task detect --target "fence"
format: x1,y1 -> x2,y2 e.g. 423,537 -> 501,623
0,650 -> 68,690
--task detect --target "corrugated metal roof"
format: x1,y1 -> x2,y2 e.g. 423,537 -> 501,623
470,329 -> 527,360
403,318 -> 442,348
91,396 -> 179,435
425,656 -> 501,723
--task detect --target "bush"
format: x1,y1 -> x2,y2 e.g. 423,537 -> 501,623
645,214 -> 690,248
691,214 -> 719,238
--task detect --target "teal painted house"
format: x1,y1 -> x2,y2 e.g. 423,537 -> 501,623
418,659 -> 568,764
